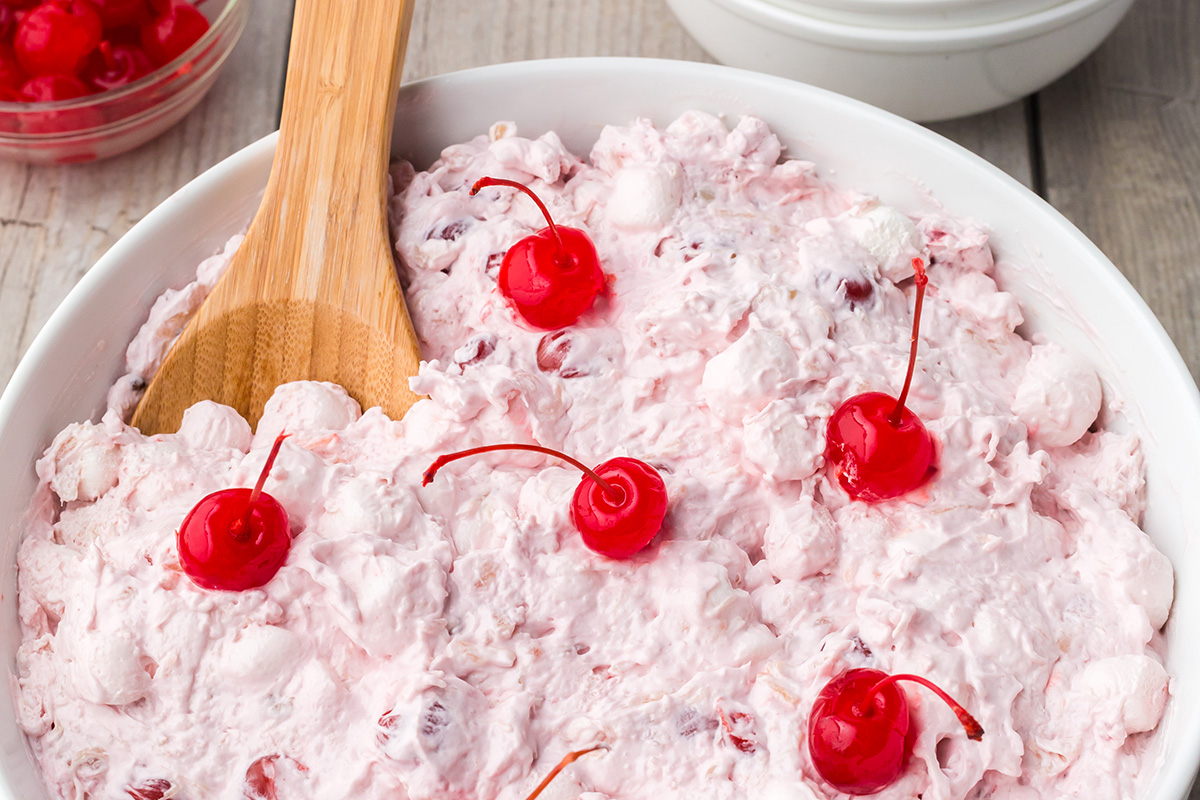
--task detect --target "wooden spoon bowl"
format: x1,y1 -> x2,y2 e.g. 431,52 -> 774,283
131,0 -> 422,435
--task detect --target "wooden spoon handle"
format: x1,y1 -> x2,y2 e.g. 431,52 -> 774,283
129,0 -> 422,435
254,0 -> 413,303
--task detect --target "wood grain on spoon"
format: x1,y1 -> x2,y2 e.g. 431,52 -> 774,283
131,0 -> 422,435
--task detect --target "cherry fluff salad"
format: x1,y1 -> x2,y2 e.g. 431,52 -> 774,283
14,112 -> 1173,800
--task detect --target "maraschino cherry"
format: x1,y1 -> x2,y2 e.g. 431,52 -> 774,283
177,434 -> 292,591
83,40 -> 152,90
423,443 -> 667,559
14,0 -> 104,77
19,73 -> 89,101
825,257 -> 936,501
470,177 -> 604,330
140,0 -> 208,67
808,668 -> 983,795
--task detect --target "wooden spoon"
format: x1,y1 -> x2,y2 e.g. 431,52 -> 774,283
131,0 -> 422,435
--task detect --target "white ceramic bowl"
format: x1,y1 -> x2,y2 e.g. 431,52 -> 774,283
0,58 -> 1197,799
665,0 -> 1135,120
761,0 -> 1074,29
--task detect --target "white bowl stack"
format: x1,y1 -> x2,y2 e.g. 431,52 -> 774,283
665,0 -> 1135,120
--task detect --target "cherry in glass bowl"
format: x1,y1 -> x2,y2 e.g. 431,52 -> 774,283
0,0 -> 248,164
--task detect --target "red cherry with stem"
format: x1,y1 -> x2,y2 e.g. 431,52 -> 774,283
523,746 -> 606,800
825,258 -> 936,502
423,443 -> 668,559
470,176 -> 605,330
140,0 -> 208,67
84,39 -> 151,90
808,668 -> 983,795
19,73 -> 89,101
177,434 -> 292,591
14,0 -> 103,77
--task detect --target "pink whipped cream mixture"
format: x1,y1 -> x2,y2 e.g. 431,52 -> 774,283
15,112 -> 1172,800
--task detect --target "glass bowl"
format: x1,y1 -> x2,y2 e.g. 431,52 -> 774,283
0,0 -> 249,165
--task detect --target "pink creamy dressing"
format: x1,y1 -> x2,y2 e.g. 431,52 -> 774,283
16,113 -> 1172,800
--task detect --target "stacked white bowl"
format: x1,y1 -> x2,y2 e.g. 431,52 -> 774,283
665,0 -> 1135,120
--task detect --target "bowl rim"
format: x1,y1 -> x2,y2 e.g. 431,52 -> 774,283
704,0 -> 1125,46
783,0 -> 1067,11
756,0 -> 1073,28
1,56 -> 1197,800
0,0 -> 247,116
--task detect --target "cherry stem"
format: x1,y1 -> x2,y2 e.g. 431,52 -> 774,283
889,257 -> 929,427
250,434 -> 288,506
422,443 -> 619,500
868,672 -> 984,741
470,177 -> 569,266
523,746 -> 607,800
230,434 -> 288,541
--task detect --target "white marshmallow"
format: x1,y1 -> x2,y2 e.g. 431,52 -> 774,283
853,203 -> 923,282
1013,343 -> 1102,448
1078,655 -> 1169,734
42,423 -> 120,504
742,400 -> 822,482
607,163 -> 683,230
702,329 -> 799,423
762,495 -> 837,580
254,381 -> 362,446
219,625 -> 303,688
70,632 -> 149,706
177,401 -> 253,452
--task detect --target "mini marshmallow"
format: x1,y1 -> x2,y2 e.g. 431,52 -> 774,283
742,399 -> 822,482
762,495 -> 837,580
255,381 -> 362,446
607,163 -> 683,230
1078,655 -> 1169,735
177,401 -> 253,452
70,632 -> 149,706
702,329 -> 799,423
219,625 -> 303,687
42,423 -> 120,504
1013,343 -> 1102,448
853,203 -> 923,282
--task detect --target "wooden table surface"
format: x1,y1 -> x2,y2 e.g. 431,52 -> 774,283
1,0 -> 1197,392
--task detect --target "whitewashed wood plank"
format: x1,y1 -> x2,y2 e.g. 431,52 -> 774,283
1038,0 -> 1200,381
403,0 -> 712,81
0,0 -> 292,389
